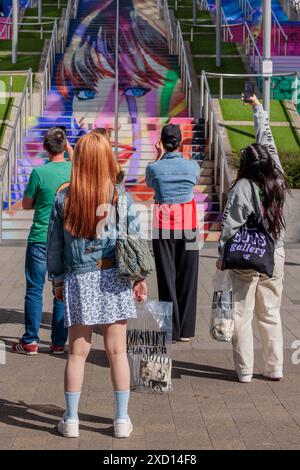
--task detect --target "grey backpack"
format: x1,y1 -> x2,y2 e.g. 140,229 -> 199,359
115,186 -> 155,282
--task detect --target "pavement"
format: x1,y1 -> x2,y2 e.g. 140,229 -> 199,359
1,244 -> 300,450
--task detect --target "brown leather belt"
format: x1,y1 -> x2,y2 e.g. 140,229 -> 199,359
97,258 -> 116,270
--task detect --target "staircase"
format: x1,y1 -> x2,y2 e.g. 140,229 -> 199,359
1,0 -> 222,242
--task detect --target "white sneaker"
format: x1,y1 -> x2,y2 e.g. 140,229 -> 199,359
238,373 -> 252,383
264,372 -> 283,381
114,417 -> 133,438
57,416 -> 79,438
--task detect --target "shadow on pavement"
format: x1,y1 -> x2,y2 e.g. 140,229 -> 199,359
0,399 -> 114,437
172,360 -> 237,381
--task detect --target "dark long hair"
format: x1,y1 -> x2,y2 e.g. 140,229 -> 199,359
236,143 -> 288,240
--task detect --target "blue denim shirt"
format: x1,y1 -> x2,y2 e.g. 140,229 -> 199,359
47,186 -> 140,282
146,152 -> 200,204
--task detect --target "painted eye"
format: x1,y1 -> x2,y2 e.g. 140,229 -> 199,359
123,86 -> 150,98
75,89 -> 96,100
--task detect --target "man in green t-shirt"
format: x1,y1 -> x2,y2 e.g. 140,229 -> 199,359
12,128 -> 72,356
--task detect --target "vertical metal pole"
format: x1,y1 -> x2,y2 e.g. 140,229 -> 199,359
114,0 -> 120,159
30,69 -> 33,116
219,76 -> 223,99
38,0 -> 42,23
12,0 -> 18,64
263,0 -> 271,115
199,73 -> 204,119
193,0 -> 197,23
216,0 -> 222,67
293,74 -> 298,107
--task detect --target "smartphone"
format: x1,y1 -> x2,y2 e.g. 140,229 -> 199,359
243,81 -> 255,103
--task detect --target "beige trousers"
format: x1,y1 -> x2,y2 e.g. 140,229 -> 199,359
230,247 -> 285,376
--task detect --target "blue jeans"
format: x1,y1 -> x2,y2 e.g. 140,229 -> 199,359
22,243 -> 68,346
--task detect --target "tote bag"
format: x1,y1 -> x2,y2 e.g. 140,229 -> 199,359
222,181 -> 275,278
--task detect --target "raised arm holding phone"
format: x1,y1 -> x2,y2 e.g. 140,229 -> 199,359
217,91 -> 289,384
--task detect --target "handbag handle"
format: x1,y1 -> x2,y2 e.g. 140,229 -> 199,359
115,185 -> 128,239
249,180 -> 261,217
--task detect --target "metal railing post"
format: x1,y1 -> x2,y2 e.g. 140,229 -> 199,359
214,131 -> 219,184
219,76 -> 223,99
30,69 -> 33,116
199,72 -> 204,118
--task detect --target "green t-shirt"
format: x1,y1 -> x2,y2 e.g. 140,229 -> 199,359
24,161 -> 71,244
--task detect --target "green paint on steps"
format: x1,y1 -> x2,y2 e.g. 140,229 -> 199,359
160,69 -> 181,116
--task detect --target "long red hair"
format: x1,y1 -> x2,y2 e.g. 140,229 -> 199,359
64,132 -> 119,239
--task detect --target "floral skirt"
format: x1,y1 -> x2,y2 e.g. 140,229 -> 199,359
64,268 -> 137,327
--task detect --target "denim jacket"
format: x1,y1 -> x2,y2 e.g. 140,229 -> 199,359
47,186 -> 140,282
146,152 -> 200,204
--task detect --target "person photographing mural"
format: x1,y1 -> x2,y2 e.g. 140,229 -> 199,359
146,124 -> 200,343
12,128 -> 73,355
217,94 -> 289,383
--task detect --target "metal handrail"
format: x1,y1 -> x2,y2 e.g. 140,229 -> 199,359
0,69 -> 33,241
243,21 -> 263,75
0,71 -> 33,102
199,70 -> 300,207
72,0 -> 80,19
181,20 -> 233,43
61,0 -> 73,53
271,8 -> 288,56
158,1 -> 192,113
203,70 -> 300,101
238,0 -> 253,21
0,0 -> 36,39
221,7 -> 233,42
198,0 -> 210,11
0,7 -> 12,39
199,70 -> 231,209
40,19 -> 58,114
176,21 -> 192,116
159,0 -> 174,53
203,71 -> 299,78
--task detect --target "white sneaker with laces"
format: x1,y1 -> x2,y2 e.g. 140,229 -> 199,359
57,416 -> 79,438
114,417 -> 133,438
238,373 -> 252,383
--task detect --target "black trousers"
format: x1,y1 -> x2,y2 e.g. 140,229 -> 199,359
152,230 -> 199,341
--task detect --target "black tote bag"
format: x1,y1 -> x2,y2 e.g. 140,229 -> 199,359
222,181 -> 275,278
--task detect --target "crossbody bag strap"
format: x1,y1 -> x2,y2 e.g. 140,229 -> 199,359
116,185 -> 128,239
249,180 -> 261,216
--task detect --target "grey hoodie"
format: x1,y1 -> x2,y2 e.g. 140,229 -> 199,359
218,104 -> 284,257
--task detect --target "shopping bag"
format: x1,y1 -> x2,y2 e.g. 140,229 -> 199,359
127,300 -> 173,393
210,270 -> 234,342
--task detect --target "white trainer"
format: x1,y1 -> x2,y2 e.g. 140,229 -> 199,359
114,417 -> 133,438
57,417 -> 79,438
238,373 -> 252,383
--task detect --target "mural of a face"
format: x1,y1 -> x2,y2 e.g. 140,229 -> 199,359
25,0 -> 188,202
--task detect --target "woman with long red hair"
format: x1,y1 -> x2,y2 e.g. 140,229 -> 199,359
47,132 -> 147,439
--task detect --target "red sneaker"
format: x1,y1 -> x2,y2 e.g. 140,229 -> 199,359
12,341 -> 38,355
50,345 -> 65,355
